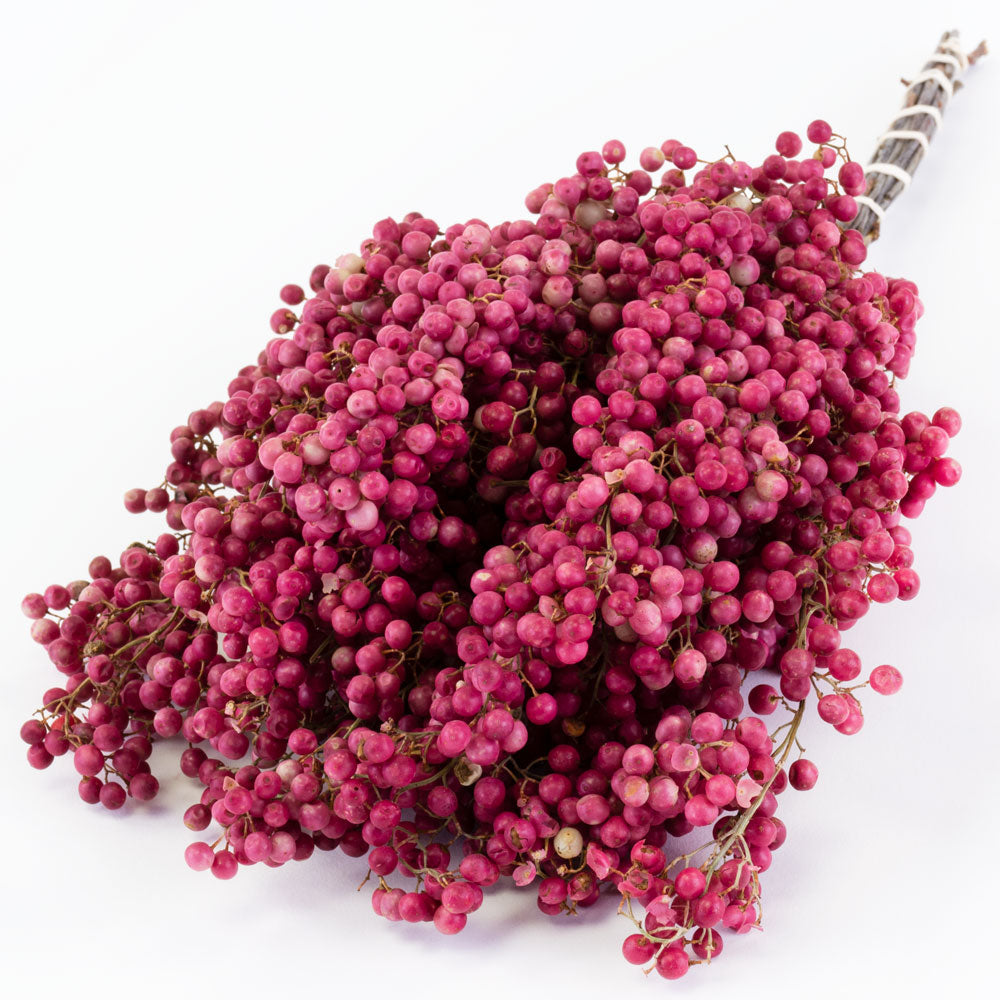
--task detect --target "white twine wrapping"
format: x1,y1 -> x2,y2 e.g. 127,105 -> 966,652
876,129 -> 931,152
892,104 -> 944,126
865,161 -> 914,187
846,31 -> 980,240
937,35 -> 970,69
906,67 -> 955,96
852,195 -> 886,221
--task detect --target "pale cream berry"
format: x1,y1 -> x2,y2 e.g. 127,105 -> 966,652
553,826 -> 584,859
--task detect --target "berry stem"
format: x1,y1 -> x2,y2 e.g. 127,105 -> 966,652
704,698 -> 806,882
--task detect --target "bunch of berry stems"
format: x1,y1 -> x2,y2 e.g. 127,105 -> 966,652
17,31 -> 981,982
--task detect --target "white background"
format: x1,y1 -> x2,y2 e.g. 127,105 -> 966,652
2,2 -> 998,997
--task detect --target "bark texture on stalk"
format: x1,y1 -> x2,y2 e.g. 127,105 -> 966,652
850,30 -> 987,242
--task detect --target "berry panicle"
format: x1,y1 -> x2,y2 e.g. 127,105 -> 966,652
19,119 -> 961,982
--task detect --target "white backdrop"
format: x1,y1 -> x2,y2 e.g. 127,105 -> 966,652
2,3 -> 997,997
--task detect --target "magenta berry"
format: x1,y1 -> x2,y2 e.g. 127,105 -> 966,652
775,130 -> 803,157
870,664 -> 903,695
807,119 -> 833,144
789,759 -> 819,791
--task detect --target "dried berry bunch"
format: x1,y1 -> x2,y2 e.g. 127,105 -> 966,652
19,102 -> 965,978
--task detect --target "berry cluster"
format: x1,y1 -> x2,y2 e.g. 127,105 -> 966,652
19,120 -> 960,980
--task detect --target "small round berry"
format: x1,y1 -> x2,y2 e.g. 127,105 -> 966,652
775,131 -> 803,157
553,827 -> 584,859
656,947 -> 690,980
870,664 -> 903,695
806,120 -> 833,144
601,140 -> 626,164
789,759 -> 819,791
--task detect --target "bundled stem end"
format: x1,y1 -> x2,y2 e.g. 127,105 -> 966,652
852,30 -> 987,243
